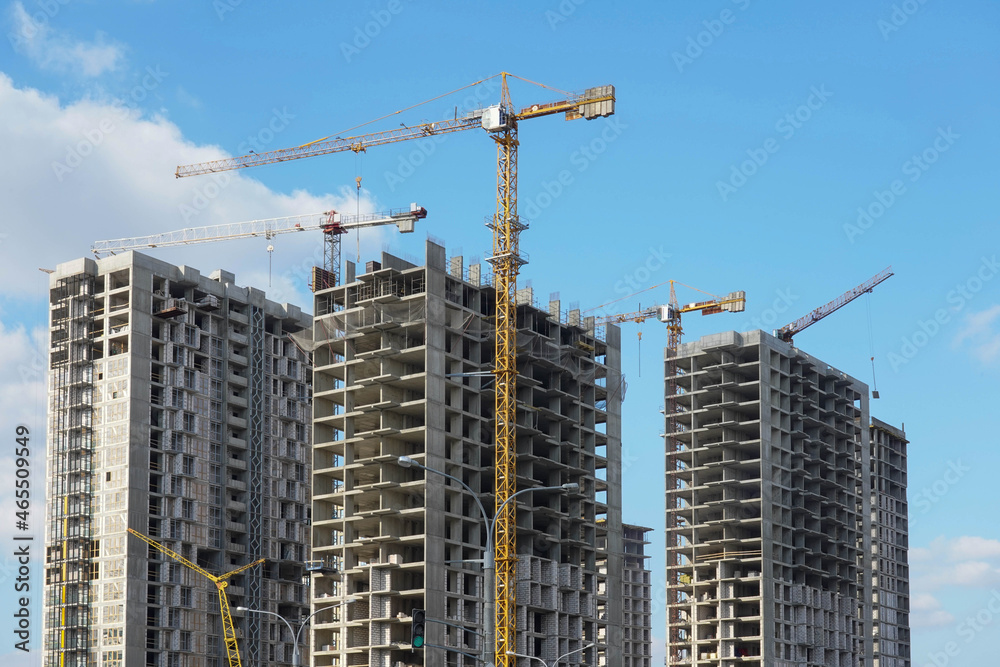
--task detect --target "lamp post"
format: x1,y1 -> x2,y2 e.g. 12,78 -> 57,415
237,596 -> 358,667
507,642 -> 596,667
397,455 -> 579,665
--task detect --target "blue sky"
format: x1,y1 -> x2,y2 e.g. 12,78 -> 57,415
1,1 -> 998,665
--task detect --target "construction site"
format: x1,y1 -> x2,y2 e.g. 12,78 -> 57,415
45,253 -> 313,667
42,71 -> 909,667
307,243 -> 622,667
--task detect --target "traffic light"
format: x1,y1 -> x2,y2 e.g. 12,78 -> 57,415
410,609 -> 425,648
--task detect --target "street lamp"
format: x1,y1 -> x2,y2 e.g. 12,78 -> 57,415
507,642 -> 596,667
397,455 -> 579,664
237,596 -> 359,667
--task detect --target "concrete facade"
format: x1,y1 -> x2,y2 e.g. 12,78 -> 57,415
44,252 -> 312,667
870,419 -> 910,667
622,524 -> 653,667
664,330 -> 877,666
308,241 -> 623,667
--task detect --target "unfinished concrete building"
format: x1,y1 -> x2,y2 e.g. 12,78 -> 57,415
308,241 -> 623,667
622,524 -> 653,667
870,419 -> 910,667
664,330 -> 876,666
44,252 -> 312,667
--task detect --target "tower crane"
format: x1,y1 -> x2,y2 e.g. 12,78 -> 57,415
596,285 -> 747,345
775,266 -> 894,343
92,204 -> 427,290
594,281 -> 745,662
174,72 -> 616,667
127,528 -> 265,667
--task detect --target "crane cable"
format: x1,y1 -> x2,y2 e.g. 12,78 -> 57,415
637,325 -> 642,378
866,292 -> 880,398
298,75 -> 500,149
355,151 -> 364,262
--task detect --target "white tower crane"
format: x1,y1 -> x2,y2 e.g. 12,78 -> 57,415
92,203 -> 427,290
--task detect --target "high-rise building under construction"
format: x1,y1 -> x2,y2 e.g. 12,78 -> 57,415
44,252 -> 312,667
307,241 -> 624,667
621,524 -> 653,667
663,329 -> 909,666
869,419 -> 910,667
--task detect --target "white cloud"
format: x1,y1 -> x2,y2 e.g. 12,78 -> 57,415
175,85 -> 202,109
650,635 -> 665,667
910,594 -> 955,628
0,72 -> 385,308
950,560 -> 1000,587
8,1 -> 124,77
947,535 -> 1000,561
0,321 -> 47,549
908,535 -> 1000,636
911,535 -> 1000,592
953,304 -> 1000,364
0,72 -> 397,650
0,321 -> 47,427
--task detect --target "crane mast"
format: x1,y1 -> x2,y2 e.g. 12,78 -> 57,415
174,72 -> 615,667
487,73 -> 522,667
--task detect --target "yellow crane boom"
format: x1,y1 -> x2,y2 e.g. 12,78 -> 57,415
174,72 -> 615,667
127,528 -> 265,667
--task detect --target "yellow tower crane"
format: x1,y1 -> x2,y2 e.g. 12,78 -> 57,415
594,281 -> 745,663
174,72 -> 615,667
127,528 -> 265,667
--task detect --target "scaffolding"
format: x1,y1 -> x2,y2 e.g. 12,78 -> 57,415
245,304 -> 266,664
46,274 -> 98,667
